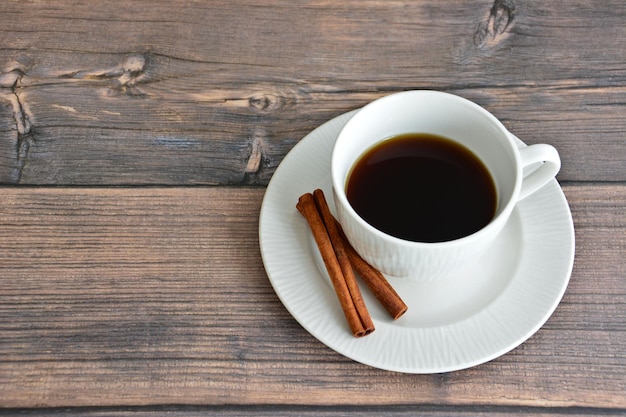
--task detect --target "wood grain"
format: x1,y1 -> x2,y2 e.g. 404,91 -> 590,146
0,185 -> 623,409
0,0 -> 624,415
2,406 -> 622,417
0,0 -> 625,185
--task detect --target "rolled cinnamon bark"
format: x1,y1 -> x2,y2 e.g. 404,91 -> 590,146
312,189 -> 375,335
296,193 -> 368,337
340,234 -> 408,320
327,205 -> 408,319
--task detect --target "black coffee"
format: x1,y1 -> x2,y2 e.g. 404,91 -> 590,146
346,133 -> 496,243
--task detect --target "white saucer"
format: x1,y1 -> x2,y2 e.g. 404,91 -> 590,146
259,110 -> 575,373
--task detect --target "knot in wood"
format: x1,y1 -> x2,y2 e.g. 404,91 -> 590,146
0,69 -> 23,89
122,55 -> 146,76
249,93 -> 278,112
117,54 -> 149,96
474,0 -> 516,48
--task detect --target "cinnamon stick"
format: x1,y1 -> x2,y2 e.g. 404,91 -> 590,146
321,199 -> 407,320
312,189 -> 375,334
296,193 -> 368,337
338,226 -> 408,320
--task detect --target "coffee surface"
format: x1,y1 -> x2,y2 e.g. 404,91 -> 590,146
346,133 -> 496,243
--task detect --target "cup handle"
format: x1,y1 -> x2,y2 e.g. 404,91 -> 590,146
515,138 -> 561,201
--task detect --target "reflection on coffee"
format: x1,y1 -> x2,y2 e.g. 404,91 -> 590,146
346,133 -> 496,243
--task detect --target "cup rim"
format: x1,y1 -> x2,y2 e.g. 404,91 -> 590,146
331,90 -> 523,248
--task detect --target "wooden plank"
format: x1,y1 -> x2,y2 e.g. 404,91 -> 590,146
0,184 -> 623,409
0,0 -> 624,185
1,405 -> 621,417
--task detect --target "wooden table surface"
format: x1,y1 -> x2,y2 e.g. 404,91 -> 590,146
1,1 -> 624,415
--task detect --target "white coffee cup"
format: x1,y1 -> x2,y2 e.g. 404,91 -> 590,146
331,90 -> 561,280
